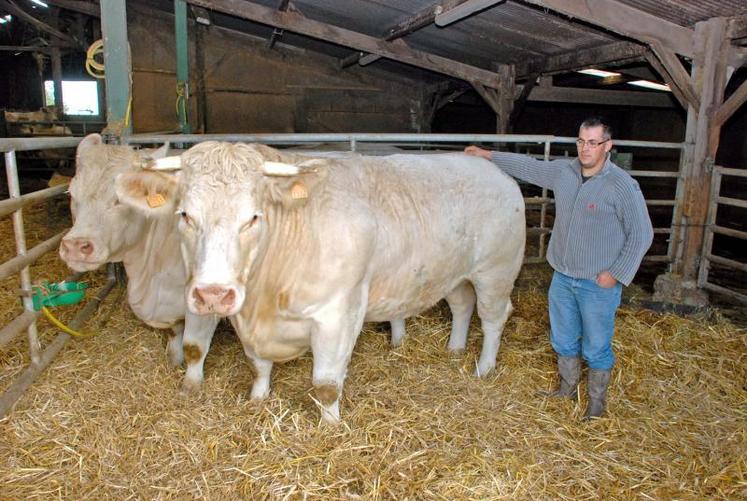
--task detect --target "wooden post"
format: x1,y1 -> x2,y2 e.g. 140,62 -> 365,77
653,18 -> 730,306
50,47 -> 64,116
495,64 -> 515,133
675,18 -> 729,280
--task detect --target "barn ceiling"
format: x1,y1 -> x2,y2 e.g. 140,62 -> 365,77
177,0 -> 747,83
1,0 -> 746,89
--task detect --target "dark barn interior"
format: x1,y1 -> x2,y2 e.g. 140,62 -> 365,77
0,1 -> 746,498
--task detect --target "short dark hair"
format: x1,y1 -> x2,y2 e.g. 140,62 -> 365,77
580,117 -> 612,140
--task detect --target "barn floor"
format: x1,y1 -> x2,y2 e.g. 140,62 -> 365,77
0,205 -> 745,499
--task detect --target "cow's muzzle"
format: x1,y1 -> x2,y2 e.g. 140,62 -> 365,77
59,237 -> 102,270
189,283 -> 242,316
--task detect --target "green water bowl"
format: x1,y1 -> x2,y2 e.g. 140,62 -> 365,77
32,282 -> 88,311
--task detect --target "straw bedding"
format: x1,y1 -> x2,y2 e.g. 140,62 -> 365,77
0,203 -> 745,499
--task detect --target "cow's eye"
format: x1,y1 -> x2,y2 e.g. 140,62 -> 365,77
240,214 -> 260,233
179,210 -> 195,228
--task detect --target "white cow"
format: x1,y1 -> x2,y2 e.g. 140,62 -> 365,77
118,142 -> 525,423
59,134 -> 219,392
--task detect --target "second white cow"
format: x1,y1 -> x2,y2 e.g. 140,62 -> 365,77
59,134 -> 219,392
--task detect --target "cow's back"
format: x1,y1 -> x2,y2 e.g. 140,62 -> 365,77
315,153 -> 525,321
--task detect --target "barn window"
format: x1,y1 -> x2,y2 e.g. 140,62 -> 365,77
43,80 -> 100,116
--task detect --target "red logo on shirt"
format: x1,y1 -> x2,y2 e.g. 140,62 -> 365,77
587,203 -> 597,210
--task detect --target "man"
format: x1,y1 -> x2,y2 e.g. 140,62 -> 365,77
465,117 -> 653,419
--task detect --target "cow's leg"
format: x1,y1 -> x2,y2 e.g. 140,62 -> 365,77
472,274 -> 515,377
180,312 -> 220,393
445,281 -> 477,352
390,318 -> 406,347
311,291 -> 367,424
247,354 -> 273,401
167,321 -> 185,367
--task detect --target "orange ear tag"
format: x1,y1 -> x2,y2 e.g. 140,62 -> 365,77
290,182 -> 308,200
147,193 -> 166,208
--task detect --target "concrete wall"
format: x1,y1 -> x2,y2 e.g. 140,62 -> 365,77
128,7 -> 425,134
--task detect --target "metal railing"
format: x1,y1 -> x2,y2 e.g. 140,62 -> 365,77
698,165 -> 747,305
0,136 -> 117,419
127,132 -> 684,265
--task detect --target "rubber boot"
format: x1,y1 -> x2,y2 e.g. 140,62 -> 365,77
584,368 -> 611,420
542,355 -> 581,399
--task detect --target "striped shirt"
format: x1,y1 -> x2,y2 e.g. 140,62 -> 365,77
490,152 -> 654,286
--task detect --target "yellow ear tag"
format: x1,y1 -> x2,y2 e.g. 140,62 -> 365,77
147,193 -> 166,208
290,182 -> 308,200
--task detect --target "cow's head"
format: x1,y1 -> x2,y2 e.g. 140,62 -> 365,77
117,141 -> 327,316
59,134 -> 170,271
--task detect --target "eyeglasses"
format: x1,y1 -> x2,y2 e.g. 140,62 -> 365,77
576,139 -> 610,149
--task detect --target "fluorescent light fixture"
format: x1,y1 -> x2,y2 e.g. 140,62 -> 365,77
0,14 -> 11,24
577,69 -> 621,78
31,0 -> 49,6
628,80 -> 671,92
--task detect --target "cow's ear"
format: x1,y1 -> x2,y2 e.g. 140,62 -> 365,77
263,160 -> 328,209
76,133 -> 103,153
114,170 -> 180,216
140,142 -> 170,161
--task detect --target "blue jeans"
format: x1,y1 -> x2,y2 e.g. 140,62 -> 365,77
548,271 -> 622,370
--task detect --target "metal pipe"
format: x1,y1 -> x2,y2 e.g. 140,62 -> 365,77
0,184 -> 69,219
0,275 -> 118,419
5,151 -> 41,364
0,231 -> 67,282
0,137 -> 81,153
125,133 -> 684,149
125,133 -> 559,144
0,310 -> 40,351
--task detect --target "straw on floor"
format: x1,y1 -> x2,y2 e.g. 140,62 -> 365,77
0,202 -> 744,499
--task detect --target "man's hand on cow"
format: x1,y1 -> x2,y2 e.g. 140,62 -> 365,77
595,271 -> 618,288
464,145 -> 492,160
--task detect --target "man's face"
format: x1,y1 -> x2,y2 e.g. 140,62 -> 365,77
577,125 -> 612,171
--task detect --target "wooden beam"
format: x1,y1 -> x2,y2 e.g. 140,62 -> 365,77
44,0 -> 100,17
0,0 -> 83,48
386,0 -> 467,40
649,41 -> 699,109
434,0 -> 504,26
676,18 -> 730,282
727,14 -> 747,40
266,0 -> 290,49
355,1 -> 471,69
712,79 -> 747,128
510,71 -> 539,124
644,50 -> 689,110
472,82 -> 501,112
525,85 -> 676,108
520,0 -> 694,57
186,0 -> 501,87
516,41 -> 645,78
0,45 -> 56,52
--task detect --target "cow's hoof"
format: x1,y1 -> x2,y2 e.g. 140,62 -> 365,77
249,388 -> 270,402
474,362 -> 495,378
167,353 -> 184,368
179,378 -> 202,395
